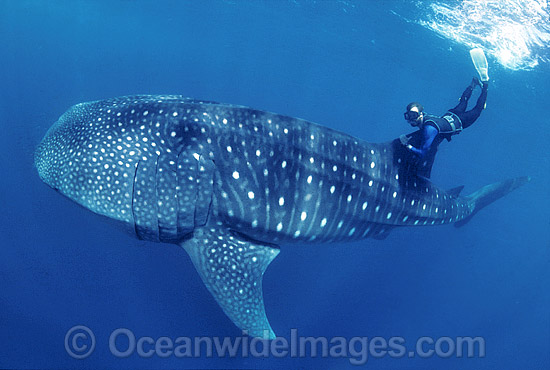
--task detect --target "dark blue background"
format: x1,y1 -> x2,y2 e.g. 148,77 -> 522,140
1,1 -> 548,369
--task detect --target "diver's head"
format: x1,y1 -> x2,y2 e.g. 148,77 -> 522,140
404,102 -> 424,127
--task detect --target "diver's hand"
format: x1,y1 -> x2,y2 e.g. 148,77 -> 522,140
403,142 -> 422,157
399,134 -> 411,146
406,144 -> 419,156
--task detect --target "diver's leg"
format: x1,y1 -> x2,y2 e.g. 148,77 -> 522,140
460,82 -> 489,129
450,79 -> 477,113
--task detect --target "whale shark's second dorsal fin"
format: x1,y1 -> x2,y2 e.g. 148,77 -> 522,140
447,185 -> 465,198
181,221 -> 280,338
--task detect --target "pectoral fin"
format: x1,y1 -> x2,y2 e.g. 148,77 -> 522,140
181,223 -> 280,338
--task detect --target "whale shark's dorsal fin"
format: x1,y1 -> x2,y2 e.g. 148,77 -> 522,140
390,130 -> 439,180
181,222 -> 280,338
447,185 -> 465,198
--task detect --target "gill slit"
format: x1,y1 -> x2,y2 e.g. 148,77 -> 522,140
131,160 -> 140,237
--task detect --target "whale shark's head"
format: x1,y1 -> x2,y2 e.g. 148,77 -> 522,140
35,95 -> 212,236
35,101 -> 140,224
35,103 -> 87,192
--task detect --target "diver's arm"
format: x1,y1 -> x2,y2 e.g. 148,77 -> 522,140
407,125 -> 438,158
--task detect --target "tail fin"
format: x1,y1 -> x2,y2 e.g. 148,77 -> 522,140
455,176 -> 530,228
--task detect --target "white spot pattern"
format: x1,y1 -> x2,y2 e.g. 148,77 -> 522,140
35,94 -> 470,251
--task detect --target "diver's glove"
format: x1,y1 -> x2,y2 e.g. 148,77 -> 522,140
399,134 -> 411,146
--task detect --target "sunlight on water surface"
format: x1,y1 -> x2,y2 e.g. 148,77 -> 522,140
417,0 -> 550,70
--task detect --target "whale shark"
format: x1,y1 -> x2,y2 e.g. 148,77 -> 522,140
35,95 -> 528,338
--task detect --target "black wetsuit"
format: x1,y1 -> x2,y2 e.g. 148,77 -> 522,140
409,81 -> 488,158
449,81 -> 488,129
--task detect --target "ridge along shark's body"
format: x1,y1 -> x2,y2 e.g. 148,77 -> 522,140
35,95 -> 528,338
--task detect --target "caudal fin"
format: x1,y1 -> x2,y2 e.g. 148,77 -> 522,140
455,176 -> 530,228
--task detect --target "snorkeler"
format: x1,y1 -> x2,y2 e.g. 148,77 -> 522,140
402,48 -> 489,158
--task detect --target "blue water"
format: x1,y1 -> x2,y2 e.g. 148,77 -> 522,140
1,1 -> 549,369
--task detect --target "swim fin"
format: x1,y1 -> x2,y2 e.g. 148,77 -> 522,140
470,48 -> 489,82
